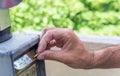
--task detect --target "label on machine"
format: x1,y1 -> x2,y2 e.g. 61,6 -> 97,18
14,54 -> 33,70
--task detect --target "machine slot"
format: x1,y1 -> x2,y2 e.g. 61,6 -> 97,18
14,49 -> 38,75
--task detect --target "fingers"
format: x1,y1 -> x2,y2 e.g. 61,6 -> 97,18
37,30 -> 54,53
46,39 -> 56,50
37,28 -> 73,54
41,27 -> 56,38
37,50 -> 67,63
36,27 -> 91,69
37,29 -> 65,53
37,27 -> 56,52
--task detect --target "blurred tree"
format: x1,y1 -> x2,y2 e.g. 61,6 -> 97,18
10,0 -> 120,36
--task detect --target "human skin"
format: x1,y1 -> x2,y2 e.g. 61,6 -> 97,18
37,27 -> 120,69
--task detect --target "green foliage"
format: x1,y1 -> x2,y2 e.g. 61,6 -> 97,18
10,0 -> 120,36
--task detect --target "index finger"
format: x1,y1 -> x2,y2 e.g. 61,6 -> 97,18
37,30 -> 54,53
37,28 -> 66,53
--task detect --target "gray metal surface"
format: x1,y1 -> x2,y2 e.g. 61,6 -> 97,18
36,60 -> 46,76
0,53 -> 15,76
0,33 -> 39,59
0,0 -> 22,9
0,9 -> 11,31
0,27 -> 12,43
0,33 -> 40,76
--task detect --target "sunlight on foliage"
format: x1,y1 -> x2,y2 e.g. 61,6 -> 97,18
10,0 -> 120,36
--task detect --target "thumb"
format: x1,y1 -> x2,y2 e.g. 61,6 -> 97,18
37,50 -> 66,62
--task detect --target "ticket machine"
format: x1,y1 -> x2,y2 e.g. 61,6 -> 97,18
0,0 -> 46,76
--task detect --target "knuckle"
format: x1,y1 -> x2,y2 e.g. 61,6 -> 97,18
43,27 -> 55,35
43,27 -> 50,32
65,29 -> 73,34
43,27 -> 55,32
44,31 -> 53,39
46,30 -> 53,35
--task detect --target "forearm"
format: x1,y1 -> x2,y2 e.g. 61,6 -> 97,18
92,45 -> 120,68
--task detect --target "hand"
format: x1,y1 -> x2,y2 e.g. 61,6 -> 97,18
37,27 -> 93,69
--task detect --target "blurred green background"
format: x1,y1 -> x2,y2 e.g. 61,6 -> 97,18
10,0 -> 120,36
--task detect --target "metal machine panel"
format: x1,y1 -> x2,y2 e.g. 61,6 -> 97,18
0,53 -> 15,76
0,9 -> 11,31
0,34 -> 46,76
0,34 -> 39,56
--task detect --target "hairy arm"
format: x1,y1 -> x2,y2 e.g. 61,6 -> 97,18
92,45 -> 120,68
37,27 -> 120,69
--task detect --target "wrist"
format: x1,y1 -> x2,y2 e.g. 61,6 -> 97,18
76,50 -> 95,69
91,48 -> 113,68
83,51 -> 95,69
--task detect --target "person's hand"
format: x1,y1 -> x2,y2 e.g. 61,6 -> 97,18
37,27 -> 93,69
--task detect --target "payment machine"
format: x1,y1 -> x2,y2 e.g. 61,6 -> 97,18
0,34 -> 46,76
0,0 -> 46,76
